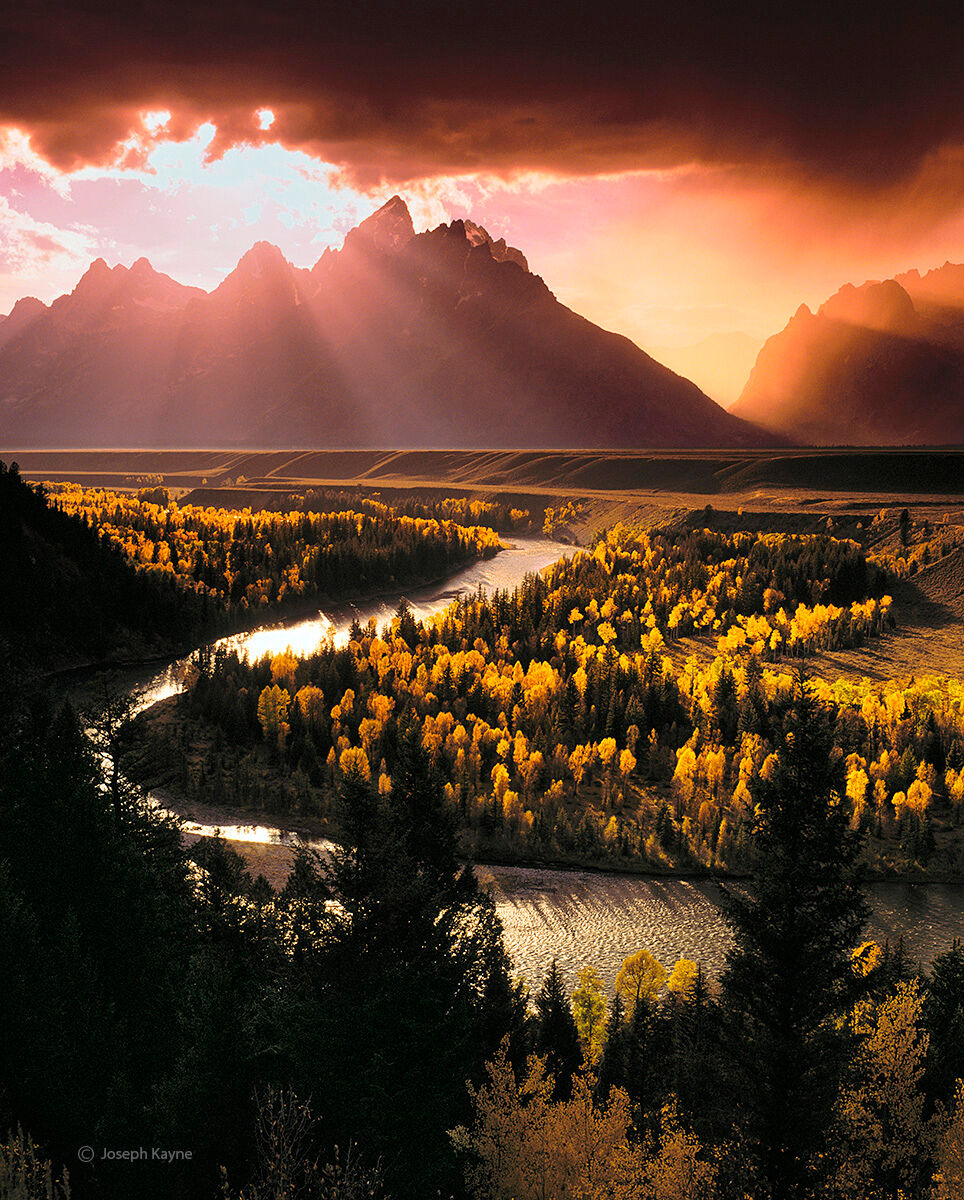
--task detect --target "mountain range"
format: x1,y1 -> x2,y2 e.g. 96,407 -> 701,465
732,263 -> 964,445
0,197 -> 768,450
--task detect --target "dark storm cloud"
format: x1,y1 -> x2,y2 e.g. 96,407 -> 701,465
1,0 -> 962,194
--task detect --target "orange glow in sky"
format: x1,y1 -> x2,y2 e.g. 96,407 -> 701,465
1,113 -> 962,406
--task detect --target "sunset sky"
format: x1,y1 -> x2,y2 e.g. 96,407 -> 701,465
1,1 -> 962,402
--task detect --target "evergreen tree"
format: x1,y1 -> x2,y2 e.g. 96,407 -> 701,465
664,966 -> 728,1140
923,941 -> 964,1105
595,993 -> 629,1100
311,722 -> 517,1200
720,682 -> 869,1200
533,960 -> 582,1098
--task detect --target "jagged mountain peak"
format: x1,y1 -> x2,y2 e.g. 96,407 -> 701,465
0,295 -> 46,349
60,255 -> 203,317
343,195 -> 415,255
211,243 -> 298,306
7,295 -> 46,318
462,218 -> 529,271
233,241 -> 290,274
897,261 -> 964,310
380,194 -> 410,216
71,257 -> 124,298
0,198 -> 775,450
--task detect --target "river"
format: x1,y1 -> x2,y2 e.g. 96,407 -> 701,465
112,536 -> 964,991
121,536 -> 575,714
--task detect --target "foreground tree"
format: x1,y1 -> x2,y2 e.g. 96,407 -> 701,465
934,1081 -> 964,1200
0,1128 -> 71,1200
452,1043 -> 718,1200
832,980 -> 935,1199
534,960 -> 583,1099
302,721 -> 524,1199
720,682 -> 869,1199
923,941 -> 964,1105
218,1087 -> 388,1200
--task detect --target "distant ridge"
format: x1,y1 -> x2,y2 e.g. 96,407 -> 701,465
0,197 -> 773,450
732,263 -> 964,445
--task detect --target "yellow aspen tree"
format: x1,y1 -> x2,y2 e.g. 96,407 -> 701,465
544,1072 -> 637,1200
597,621 -> 617,646
569,744 -> 593,791
639,1101 -> 718,1200
451,1043 -> 554,1200
502,790 -> 523,828
615,948 -> 667,1017
339,746 -> 371,782
490,763 -> 510,805
666,959 -> 700,998
672,746 -> 697,806
293,684 -> 325,730
270,650 -> 299,690
257,684 -> 291,751
906,778 -> 932,816
832,981 -> 933,1199
702,747 -> 726,798
572,966 -> 608,1058
598,738 -> 618,768
846,765 -> 870,828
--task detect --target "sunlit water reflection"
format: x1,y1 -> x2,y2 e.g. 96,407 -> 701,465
123,537 -> 573,714
483,864 -> 964,990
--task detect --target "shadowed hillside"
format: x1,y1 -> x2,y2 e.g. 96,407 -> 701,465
0,461 -> 203,669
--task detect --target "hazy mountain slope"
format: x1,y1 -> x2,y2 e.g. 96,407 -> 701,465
1,198 -> 773,449
731,267 -> 964,445
0,260 -> 205,445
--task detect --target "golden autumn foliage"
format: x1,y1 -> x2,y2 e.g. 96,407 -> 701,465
572,966 -> 608,1057
339,746 -> 371,782
45,482 -> 503,618
933,1081 -> 964,1200
453,1044 -> 717,1200
833,982 -> 934,1199
256,685 -> 290,750
615,949 -> 667,1016
177,504 -> 964,876
666,959 -> 700,997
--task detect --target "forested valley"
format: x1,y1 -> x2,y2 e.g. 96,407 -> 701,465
136,523 -> 964,878
3,674 -> 964,1199
4,466 -> 964,1199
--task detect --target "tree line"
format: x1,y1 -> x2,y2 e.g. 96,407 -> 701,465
0,464 -> 505,669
